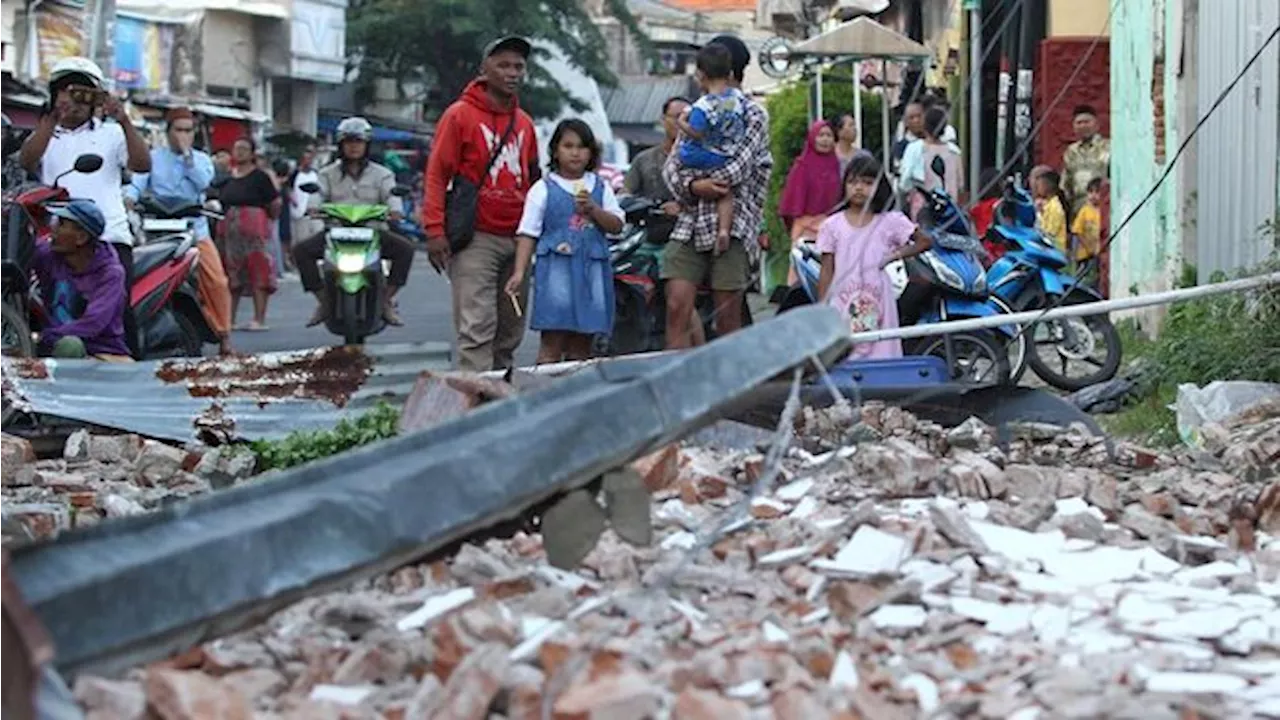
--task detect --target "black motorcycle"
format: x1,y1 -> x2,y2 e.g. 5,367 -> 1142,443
606,196 -> 755,355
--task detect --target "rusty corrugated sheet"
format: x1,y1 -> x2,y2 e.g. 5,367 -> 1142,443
1,343 -> 451,443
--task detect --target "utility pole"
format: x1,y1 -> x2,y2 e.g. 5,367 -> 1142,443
965,0 -> 981,198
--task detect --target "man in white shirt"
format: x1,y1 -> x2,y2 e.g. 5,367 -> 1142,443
290,142 -> 322,243
20,57 -> 152,358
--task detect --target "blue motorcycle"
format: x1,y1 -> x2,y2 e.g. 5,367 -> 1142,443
781,182 -> 1014,386
986,180 -> 1121,391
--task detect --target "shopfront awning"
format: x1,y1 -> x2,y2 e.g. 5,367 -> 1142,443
191,103 -> 270,123
316,114 -> 430,144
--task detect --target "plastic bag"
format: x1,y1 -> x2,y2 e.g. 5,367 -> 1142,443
1175,381 -> 1280,448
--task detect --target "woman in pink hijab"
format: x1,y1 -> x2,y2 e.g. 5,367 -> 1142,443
775,120 -> 844,292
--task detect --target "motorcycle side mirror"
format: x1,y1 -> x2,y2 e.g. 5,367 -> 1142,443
74,154 -> 104,173
929,156 -> 947,184
390,185 -> 411,197
52,153 -> 105,188
298,182 -> 321,194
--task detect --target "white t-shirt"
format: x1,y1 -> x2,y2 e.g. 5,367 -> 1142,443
291,168 -> 320,220
39,119 -> 133,245
516,172 -> 624,238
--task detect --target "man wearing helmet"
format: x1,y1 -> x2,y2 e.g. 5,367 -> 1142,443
19,57 -> 151,358
292,116 -> 416,326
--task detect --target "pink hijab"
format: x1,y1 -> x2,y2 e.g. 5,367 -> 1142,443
778,120 -> 843,220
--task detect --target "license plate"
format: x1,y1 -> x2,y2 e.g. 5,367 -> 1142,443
329,227 -> 375,242
143,218 -> 188,232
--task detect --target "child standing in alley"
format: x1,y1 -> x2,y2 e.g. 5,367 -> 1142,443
676,43 -> 748,254
816,155 -> 933,359
1070,176 -> 1105,288
1033,168 -> 1070,254
508,119 -> 624,363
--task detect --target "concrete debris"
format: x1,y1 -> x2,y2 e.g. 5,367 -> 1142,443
1,431 -> 239,545
58,400 -> 1280,719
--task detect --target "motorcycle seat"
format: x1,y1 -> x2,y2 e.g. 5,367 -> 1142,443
141,195 -> 204,219
132,241 -> 183,277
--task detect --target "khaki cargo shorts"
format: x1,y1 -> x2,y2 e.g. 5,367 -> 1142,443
661,240 -> 750,291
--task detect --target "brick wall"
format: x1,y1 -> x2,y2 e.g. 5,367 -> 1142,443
1033,38 -> 1111,169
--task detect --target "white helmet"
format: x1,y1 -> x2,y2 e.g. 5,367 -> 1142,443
49,57 -> 106,90
335,116 -> 373,143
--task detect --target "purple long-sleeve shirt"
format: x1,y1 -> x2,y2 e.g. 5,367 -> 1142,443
32,240 -> 131,357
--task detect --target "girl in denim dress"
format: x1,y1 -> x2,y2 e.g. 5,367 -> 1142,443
509,119 -> 625,362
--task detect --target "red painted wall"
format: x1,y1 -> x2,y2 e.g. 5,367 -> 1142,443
1035,38 -> 1112,297
1034,38 -> 1110,169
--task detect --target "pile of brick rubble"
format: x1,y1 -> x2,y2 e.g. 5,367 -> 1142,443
7,397 -> 1280,719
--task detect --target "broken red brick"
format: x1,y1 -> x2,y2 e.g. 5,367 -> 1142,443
1,434 -> 36,485
1139,492 -> 1180,518
771,687 -> 827,720
143,668 -> 252,720
633,445 -> 680,493
553,667 -> 658,720
673,687 -> 750,720
422,640 -> 501,717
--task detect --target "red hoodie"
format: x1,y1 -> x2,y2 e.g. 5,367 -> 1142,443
424,79 -> 539,239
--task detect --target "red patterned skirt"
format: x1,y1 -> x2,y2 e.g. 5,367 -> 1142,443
219,206 -> 278,296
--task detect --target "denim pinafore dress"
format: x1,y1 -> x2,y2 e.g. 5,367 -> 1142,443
530,177 -> 615,335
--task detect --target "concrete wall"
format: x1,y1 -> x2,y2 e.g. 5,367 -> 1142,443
1109,0 -> 1182,316
1049,0 -> 1111,37
202,10 -> 256,91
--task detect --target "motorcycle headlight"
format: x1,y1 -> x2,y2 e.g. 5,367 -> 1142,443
336,254 -> 366,273
927,254 -> 966,291
973,270 -> 988,294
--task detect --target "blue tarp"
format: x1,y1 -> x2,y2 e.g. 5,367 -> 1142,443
316,115 -> 421,143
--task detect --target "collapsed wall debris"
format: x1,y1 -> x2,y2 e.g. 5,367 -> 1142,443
49,393 -> 1280,719
5,307 -> 852,681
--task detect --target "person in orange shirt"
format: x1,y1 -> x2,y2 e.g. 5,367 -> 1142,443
1069,177 -> 1105,288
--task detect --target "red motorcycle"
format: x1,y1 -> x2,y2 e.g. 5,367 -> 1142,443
131,195 -> 219,356
1,154 -> 103,356
1,154 -> 214,358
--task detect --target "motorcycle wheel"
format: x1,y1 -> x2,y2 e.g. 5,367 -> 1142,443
608,287 -> 652,356
910,331 -> 1011,387
341,292 -> 364,346
1025,291 -> 1122,392
988,296 -> 1030,385
172,312 -> 205,357
2,301 -> 34,357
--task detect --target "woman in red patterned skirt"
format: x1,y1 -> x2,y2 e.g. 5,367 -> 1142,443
218,137 -> 281,331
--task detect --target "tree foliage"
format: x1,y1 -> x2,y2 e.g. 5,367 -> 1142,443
762,73 -> 885,291
347,0 -> 649,120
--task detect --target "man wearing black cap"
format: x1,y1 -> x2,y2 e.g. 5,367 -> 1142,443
661,35 -> 771,350
424,36 -> 541,371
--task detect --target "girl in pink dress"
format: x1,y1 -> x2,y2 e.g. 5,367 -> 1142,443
816,155 -> 933,359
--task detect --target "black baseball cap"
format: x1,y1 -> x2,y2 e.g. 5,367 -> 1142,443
484,36 -> 532,60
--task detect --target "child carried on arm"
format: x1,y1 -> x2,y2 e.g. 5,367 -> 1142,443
675,44 -> 749,255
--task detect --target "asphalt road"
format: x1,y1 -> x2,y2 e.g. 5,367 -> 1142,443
228,253 -> 542,368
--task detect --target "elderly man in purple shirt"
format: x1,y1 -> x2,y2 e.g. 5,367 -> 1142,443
33,199 -> 131,359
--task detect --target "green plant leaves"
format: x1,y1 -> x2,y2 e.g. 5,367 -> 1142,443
250,402 -> 401,472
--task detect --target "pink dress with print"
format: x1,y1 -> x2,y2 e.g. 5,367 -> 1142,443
816,210 -> 918,359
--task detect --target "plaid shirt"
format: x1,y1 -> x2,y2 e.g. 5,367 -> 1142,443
663,96 -> 772,253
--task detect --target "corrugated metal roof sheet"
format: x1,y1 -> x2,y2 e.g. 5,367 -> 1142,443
2,343 -> 451,443
601,76 -> 697,126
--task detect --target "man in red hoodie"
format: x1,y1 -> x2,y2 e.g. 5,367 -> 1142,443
424,36 -> 541,372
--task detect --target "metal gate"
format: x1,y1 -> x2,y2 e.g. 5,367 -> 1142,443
1195,0 -> 1280,280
